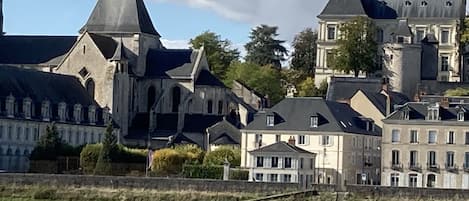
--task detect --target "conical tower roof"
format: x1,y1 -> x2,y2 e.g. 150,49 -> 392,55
80,0 -> 160,36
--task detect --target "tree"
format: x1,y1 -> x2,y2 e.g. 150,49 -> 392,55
291,28 -> 317,76
245,25 -> 288,68
461,19 -> 469,45
30,124 -> 63,160
330,16 -> 378,77
445,87 -> 469,96
225,62 -> 284,104
203,146 -> 241,167
94,123 -> 117,175
190,31 -> 240,80
296,77 -> 329,98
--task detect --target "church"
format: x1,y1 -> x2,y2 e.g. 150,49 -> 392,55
0,0 -> 252,168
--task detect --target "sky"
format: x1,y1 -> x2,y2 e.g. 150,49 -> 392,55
2,0 -> 329,51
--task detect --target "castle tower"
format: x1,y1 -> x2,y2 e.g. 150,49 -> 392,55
0,0 -> 4,35
383,19 -> 421,99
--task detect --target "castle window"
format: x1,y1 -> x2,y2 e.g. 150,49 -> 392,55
73,104 -> 82,124
41,101 -> 51,121
441,56 -> 449,72
207,100 -> 213,114
327,25 -> 336,40
85,78 -> 95,99
441,30 -> 449,44
6,94 -> 15,118
23,98 -> 32,119
217,100 -> 223,115
58,102 -> 67,122
172,86 -> 181,113
88,105 -> 96,125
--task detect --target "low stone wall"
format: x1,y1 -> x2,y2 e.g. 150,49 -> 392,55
347,185 -> 469,200
0,173 -> 299,194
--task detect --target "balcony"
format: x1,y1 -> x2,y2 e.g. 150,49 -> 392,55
391,163 -> 403,171
445,163 -> 459,173
427,163 -> 440,172
409,163 -> 422,172
464,164 -> 469,173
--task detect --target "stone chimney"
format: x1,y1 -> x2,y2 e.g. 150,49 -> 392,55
288,136 -> 296,146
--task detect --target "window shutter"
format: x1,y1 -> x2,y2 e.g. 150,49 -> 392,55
305,135 -> 310,145
330,136 -> 334,145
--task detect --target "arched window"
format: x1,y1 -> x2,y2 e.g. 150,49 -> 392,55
427,174 -> 436,187
218,100 -> 223,115
207,100 -> 213,114
85,79 -> 95,99
147,86 -> 156,112
172,86 -> 181,113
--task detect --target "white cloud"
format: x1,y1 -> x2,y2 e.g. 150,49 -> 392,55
152,0 -> 328,42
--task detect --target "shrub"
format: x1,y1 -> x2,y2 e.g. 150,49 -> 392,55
80,144 -> 102,174
230,169 -> 249,180
151,148 -> 188,176
94,123 -> 117,175
182,165 -> 223,179
174,144 -> 205,164
32,188 -> 57,200
203,147 -> 241,167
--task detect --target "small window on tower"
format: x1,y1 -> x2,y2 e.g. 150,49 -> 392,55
79,67 -> 89,78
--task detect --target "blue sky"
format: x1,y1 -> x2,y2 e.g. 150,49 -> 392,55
3,0 -> 328,49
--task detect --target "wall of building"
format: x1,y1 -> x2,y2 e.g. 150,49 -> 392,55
350,91 -> 386,128
382,122 -> 469,189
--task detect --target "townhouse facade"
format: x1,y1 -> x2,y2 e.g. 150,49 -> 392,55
241,98 -> 381,186
382,102 -> 469,188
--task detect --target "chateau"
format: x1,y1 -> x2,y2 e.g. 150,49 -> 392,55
316,0 -> 467,98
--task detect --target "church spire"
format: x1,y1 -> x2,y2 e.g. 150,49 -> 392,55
80,0 -> 160,36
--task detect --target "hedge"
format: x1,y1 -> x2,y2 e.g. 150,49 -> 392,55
203,147 -> 241,167
79,144 -> 102,174
182,164 -> 249,181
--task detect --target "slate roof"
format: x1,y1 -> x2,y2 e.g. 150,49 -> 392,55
394,19 -> 412,36
359,90 -> 410,115
207,119 -> 241,145
244,97 -> 380,136
89,34 -> 118,59
110,40 -> 127,61
387,102 -> 469,121
0,65 -> 96,106
319,0 -> 368,18
145,49 -> 196,78
80,0 -> 160,36
250,142 -> 314,155
320,0 -> 465,19
0,36 -> 76,65
195,70 -> 226,87
326,77 -> 382,101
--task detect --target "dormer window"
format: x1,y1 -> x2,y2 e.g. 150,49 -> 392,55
23,97 -> 32,119
397,36 -> 405,43
402,108 -> 410,120
310,116 -> 318,128
73,104 -> 82,124
366,121 -> 375,132
6,94 -> 15,118
405,1 -> 412,6
458,111 -> 465,121
58,102 -> 67,122
41,101 -> 51,121
267,115 -> 275,127
88,105 -> 97,125
420,1 -> 428,6
446,1 -> 453,6
427,105 -> 439,121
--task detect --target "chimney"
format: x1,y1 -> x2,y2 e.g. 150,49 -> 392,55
381,77 -> 390,92
288,136 -> 296,146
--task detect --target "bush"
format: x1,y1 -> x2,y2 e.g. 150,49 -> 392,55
32,188 -> 57,200
203,147 -> 241,167
230,169 -> 249,180
174,144 -> 205,164
151,148 -> 188,176
80,144 -> 102,174
182,165 -> 223,179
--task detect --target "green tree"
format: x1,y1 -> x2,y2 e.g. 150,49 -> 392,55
245,25 -> 288,68
316,79 -> 329,97
94,123 -> 117,175
30,124 -> 63,160
225,62 -> 284,104
445,87 -> 469,96
330,16 -> 378,77
297,77 -> 317,97
461,18 -> 469,45
291,28 -> 317,76
190,31 -> 240,80
203,146 -> 241,167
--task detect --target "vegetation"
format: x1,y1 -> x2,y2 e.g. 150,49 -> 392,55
203,146 -> 241,167
30,124 -> 82,161
445,87 -> 469,96
329,16 -> 378,77
461,18 -> 469,46
245,24 -> 288,68
225,62 -> 284,104
151,148 -> 189,176
190,31 -> 240,80
291,28 -> 317,76
80,144 -> 102,174
94,123 -> 117,175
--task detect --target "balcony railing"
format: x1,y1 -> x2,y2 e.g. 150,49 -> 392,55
445,163 -> 458,173
427,163 -> 440,172
391,163 -> 403,171
409,162 -> 422,172
464,164 -> 469,173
